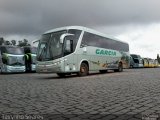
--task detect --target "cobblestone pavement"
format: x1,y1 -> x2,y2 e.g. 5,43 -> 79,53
0,68 -> 160,120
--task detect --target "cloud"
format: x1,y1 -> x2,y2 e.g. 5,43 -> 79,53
1,0 -> 160,35
0,0 -> 160,58
117,24 -> 160,58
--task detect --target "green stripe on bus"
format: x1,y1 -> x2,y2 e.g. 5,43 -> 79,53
96,49 -> 116,56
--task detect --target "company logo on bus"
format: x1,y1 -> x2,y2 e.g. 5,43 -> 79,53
96,49 -> 116,56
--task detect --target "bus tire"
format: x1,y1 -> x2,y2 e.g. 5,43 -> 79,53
57,73 -> 66,77
78,63 -> 89,76
115,63 -> 123,72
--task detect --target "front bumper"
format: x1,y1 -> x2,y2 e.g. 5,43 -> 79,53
2,65 -> 26,73
36,64 -> 62,73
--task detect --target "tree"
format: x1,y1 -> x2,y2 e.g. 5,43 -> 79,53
24,39 -> 28,45
18,40 -> 23,47
18,39 -> 31,47
157,54 -> 160,64
4,40 -> 11,45
11,40 -> 16,46
0,37 -> 5,45
23,39 -> 30,46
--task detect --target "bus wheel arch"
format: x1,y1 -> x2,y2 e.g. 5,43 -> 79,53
78,61 -> 89,76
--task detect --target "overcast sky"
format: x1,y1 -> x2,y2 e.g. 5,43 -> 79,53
0,0 -> 160,58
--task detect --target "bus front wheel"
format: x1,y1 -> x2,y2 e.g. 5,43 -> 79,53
78,63 -> 89,76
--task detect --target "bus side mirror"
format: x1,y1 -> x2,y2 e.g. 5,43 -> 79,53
64,40 -> 73,54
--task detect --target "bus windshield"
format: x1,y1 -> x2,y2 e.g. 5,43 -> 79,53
37,30 -> 66,61
6,47 -> 24,55
37,29 -> 82,61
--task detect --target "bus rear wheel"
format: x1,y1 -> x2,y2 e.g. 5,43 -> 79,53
115,63 -> 123,72
78,63 -> 89,76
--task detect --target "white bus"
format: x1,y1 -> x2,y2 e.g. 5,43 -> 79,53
130,54 -> 144,68
36,26 -> 130,77
0,45 -> 26,73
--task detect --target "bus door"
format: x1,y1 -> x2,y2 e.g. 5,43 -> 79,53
63,37 -> 76,72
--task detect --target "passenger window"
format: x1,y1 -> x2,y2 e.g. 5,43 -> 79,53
81,32 -> 129,52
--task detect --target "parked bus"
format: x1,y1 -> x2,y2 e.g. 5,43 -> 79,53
143,58 -> 158,68
143,58 -> 149,68
148,58 -> 155,68
154,59 -> 159,67
24,46 -> 37,72
0,45 -> 25,73
130,54 -> 143,68
36,26 -> 130,77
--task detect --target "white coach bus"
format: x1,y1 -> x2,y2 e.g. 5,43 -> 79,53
0,45 -> 25,73
36,26 -> 130,77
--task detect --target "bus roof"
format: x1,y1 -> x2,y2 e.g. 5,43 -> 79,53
44,26 -> 128,44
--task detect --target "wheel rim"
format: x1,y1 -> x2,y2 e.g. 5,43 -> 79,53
119,64 -> 122,71
79,63 -> 88,76
81,66 -> 86,73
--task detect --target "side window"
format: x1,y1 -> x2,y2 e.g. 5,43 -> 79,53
68,29 -> 82,51
81,32 -> 129,52
81,32 -> 99,47
81,32 -> 89,46
88,34 -> 98,47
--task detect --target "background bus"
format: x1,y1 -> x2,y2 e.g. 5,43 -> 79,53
24,46 -> 37,72
143,58 -> 159,68
148,58 -> 155,68
143,58 -> 149,68
130,54 -> 144,68
154,59 -> 159,67
36,26 -> 130,77
0,45 -> 25,73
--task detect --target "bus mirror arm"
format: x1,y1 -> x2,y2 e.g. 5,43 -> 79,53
64,40 -> 73,54
60,33 -> 74,44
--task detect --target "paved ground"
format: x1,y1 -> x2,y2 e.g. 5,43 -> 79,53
0,68 -> 160,120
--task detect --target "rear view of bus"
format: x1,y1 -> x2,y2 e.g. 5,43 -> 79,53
0,45 -> 25,73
